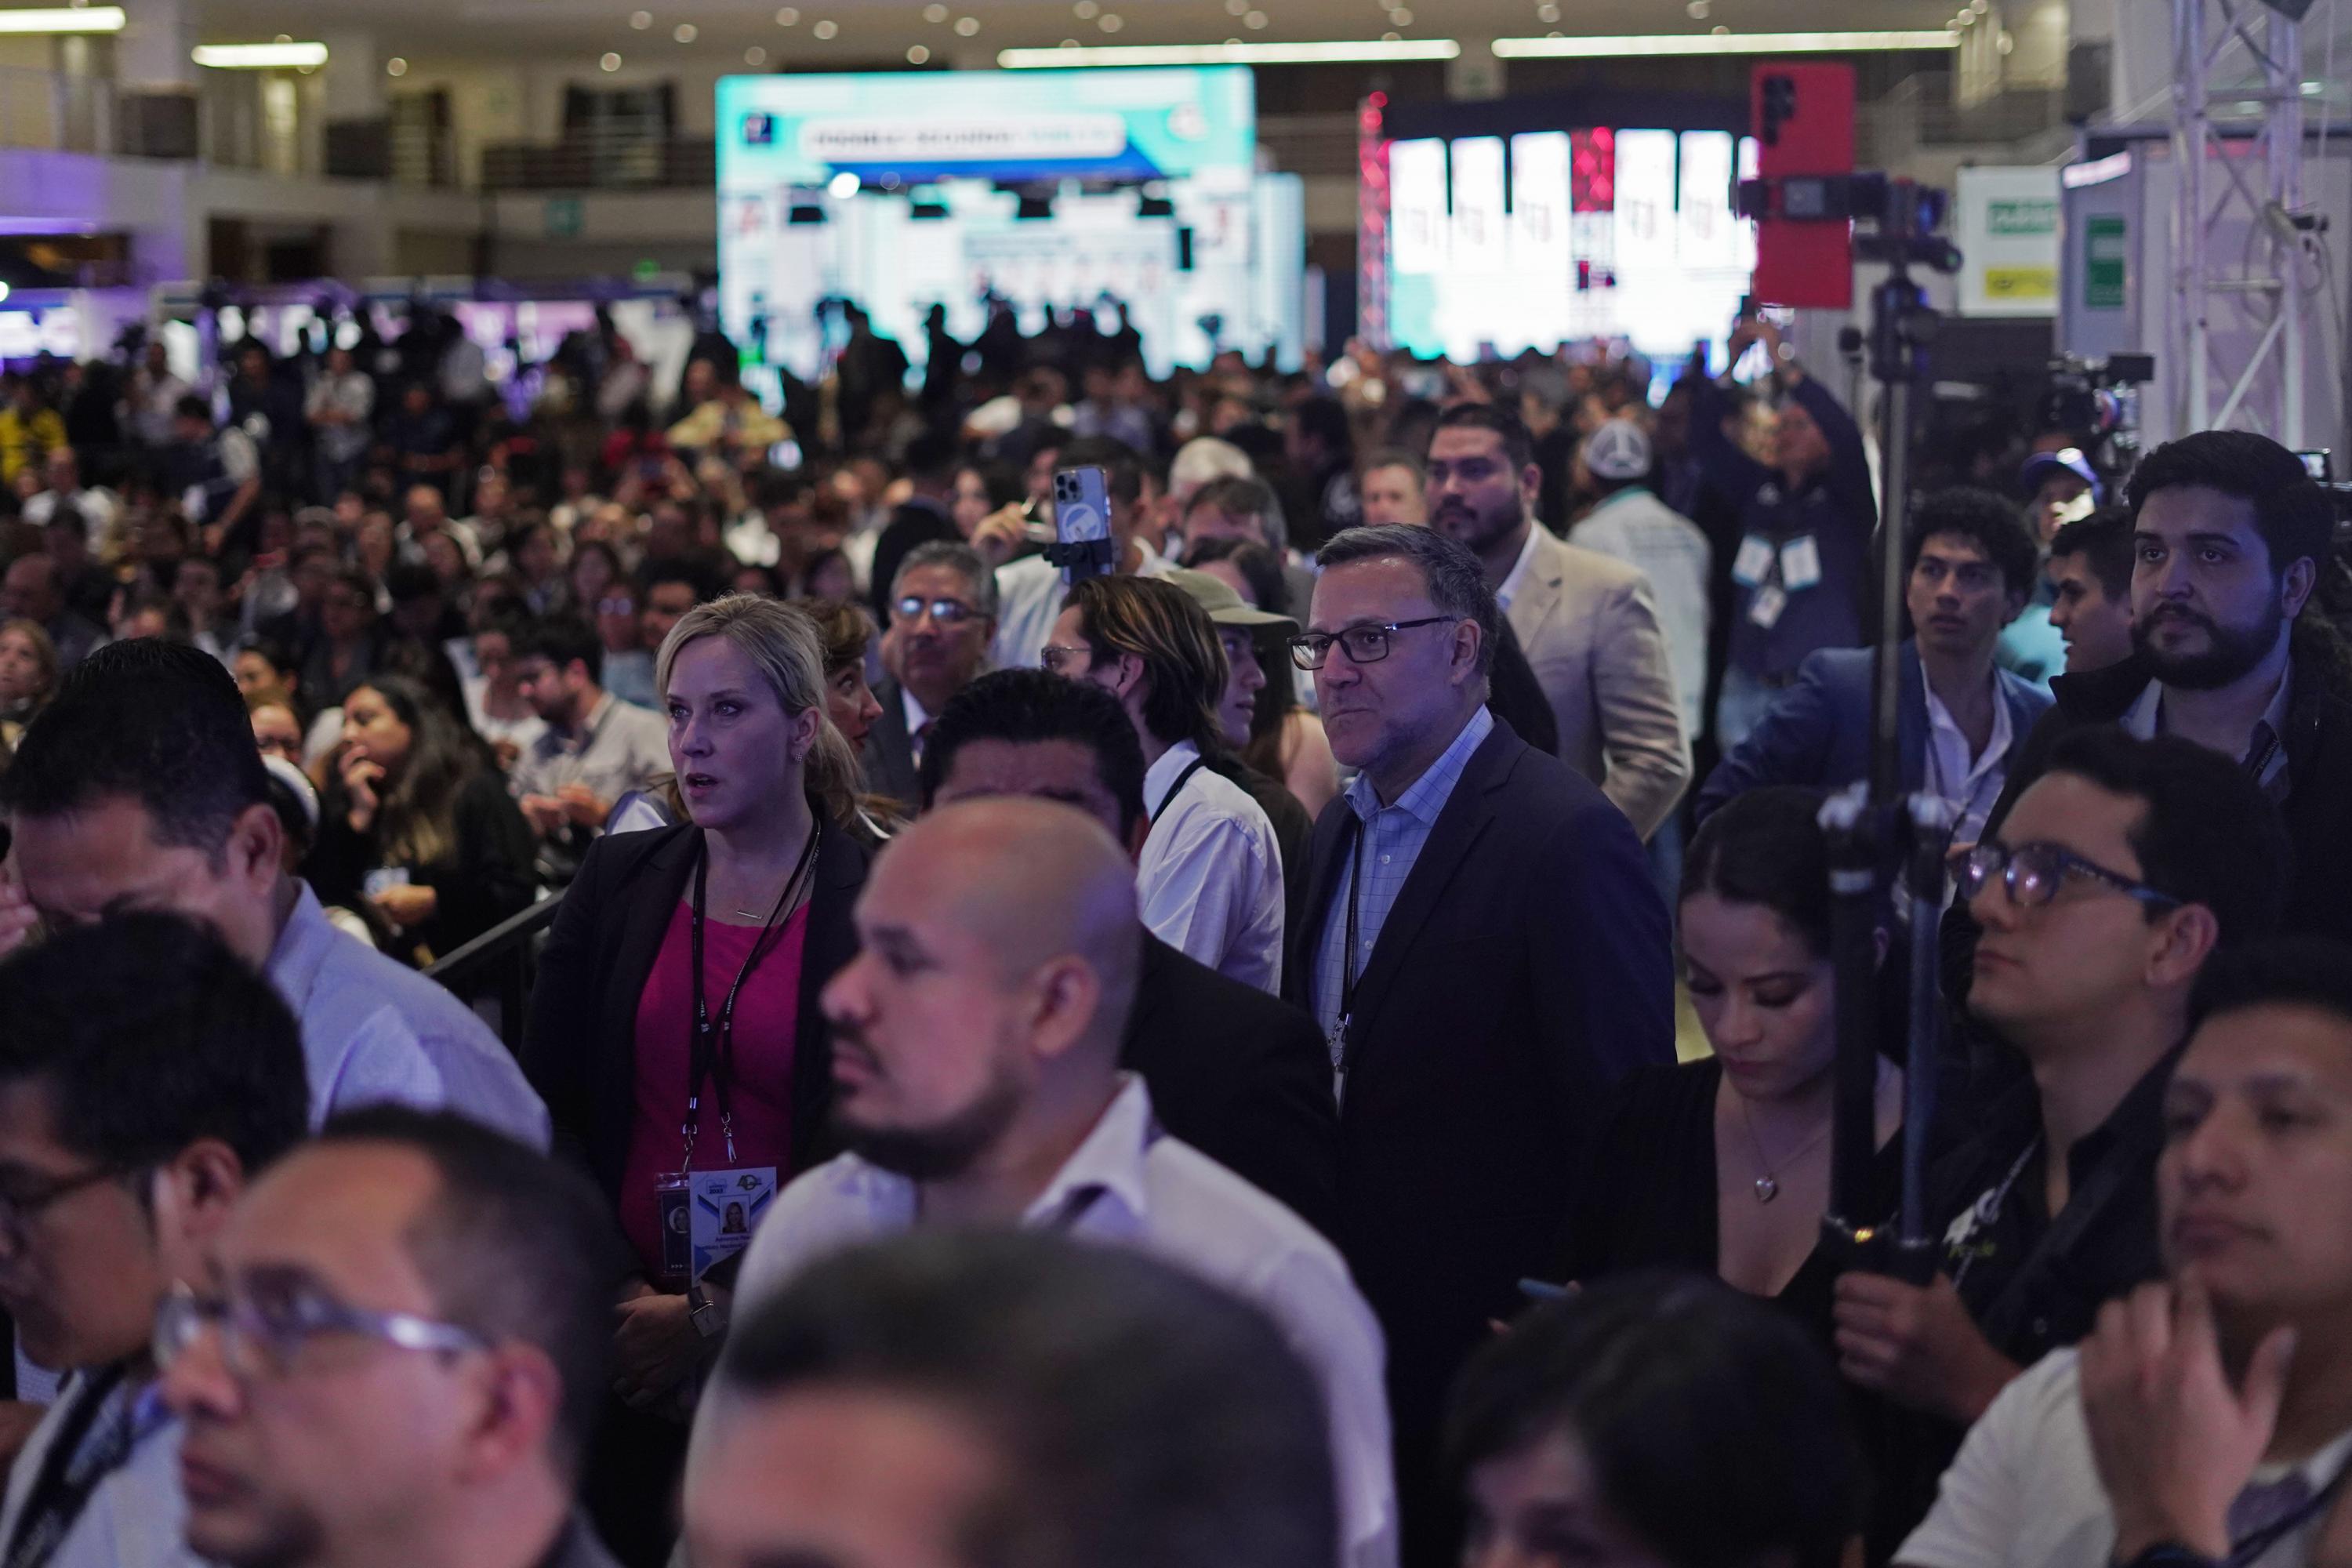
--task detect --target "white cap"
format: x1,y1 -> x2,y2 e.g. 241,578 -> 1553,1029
1583,419 -> 1653,482
261,753 -> 319,831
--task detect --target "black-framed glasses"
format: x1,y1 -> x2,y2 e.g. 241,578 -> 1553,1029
1957,840 -> 2183,911
891,595 -> 978,628
154,1278 -> 488,1384
1287,616 -> 1457,671
0,1162 -> 139,1247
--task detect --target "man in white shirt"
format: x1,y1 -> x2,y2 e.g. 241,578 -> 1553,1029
1045,574 -> 1284,992
723,799 -> 1397,1568
0,916 -> 309,1568
989,437 -> 1182,672
0,641 -> 549,1149
1570,419 -> 1712,749
20,449 -> 117,559
1897,937 -> 2352,1568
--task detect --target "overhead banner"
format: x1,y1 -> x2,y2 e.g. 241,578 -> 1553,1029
1956,165 -> 2061,318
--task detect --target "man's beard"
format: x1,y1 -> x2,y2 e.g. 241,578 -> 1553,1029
832,1051 -> 1026,1184
2132,595 -> 2285,691
1430,496 -> 1520,556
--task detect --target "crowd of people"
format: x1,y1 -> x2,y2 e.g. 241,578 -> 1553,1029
0,290 -> 2347,1568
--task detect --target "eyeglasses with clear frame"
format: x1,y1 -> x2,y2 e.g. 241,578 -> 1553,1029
154,1278 -> 488,1383
1039,643 -> 1094,676
891,595 -> 978,628
1956,840 -> 2183,911
1287,616 -> 1458,672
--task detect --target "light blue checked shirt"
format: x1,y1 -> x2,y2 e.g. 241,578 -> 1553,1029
1312,705 -> 1495,1076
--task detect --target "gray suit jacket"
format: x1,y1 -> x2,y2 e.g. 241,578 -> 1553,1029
1504,525 -> 1692,840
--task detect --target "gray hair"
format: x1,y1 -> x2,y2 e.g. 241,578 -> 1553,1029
1185,474 -> 1288,555
1315,524 -> 1499,677
1169,436 -> 1254,499
893,539 -> 1000,621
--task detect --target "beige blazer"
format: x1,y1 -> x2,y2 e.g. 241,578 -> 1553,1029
1504,525 -> 1693,840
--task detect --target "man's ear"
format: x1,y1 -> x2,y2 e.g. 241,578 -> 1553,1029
229,801 -> 285,892
2281,554 -> 2319,619
2147,902 -> 2221,992
151,1137 -> 247,1282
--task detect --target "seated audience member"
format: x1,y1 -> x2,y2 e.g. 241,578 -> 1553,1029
521,595 -> 876,1568
307,675 -> 536,966
295,570 -> 384,719
989,437 -> 1181,672
507,615 -> 670,877
2045,508 -> 2139,677
1356,449 -> 1428,528
462,612 -> 548,770
1179,474 -> 1319,616
1699,488 -> 2050,844
1555,788 -> 1900,1350
158,1108 -> 626,1568
0,916 -> 310,1568
231,641 -> 298,710
1450,1274 -> 1860,1568
1182,537 -> 1342,818
1046,574 -> 1286,992
729,798 -> 1396,1568
0,554 -> 101,671
688,1232 -> 1339,1568
0,617 -> 56,747
1290,523 -> 1674,1564
919,667 -> 1339,1235
1896,937 -> 2352,1568
798,598 -> 886,764
0,640 -> 546,1144
1426,402 -> 1690,839
249,694 -> 306,767
638,561 -> 712,658
1976,431 -> 2352,942
1838,728 -> 2292,1546
867,542 -> 997,811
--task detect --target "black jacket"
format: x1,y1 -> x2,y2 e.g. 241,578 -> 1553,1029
860,677 -> 924,812
1979,647 -> 2352,944
306,768 -> 536,967
521,818 -> 871,1215
1284,717 -> 1674,1553
1125,934 -> 1338,1238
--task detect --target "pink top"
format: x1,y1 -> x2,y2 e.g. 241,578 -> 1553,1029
619,898 -> 808,1279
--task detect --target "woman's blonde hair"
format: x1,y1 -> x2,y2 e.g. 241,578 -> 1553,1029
656,593 -> 862,830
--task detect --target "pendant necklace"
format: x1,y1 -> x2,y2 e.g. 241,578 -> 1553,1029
1736,1095 -> 1832,1204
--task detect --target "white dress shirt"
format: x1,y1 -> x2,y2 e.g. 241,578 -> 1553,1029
731,1075 -> 1399,1568
1900,1347 -> 2352,1568
989,538 -> 1179,673
1921,655 -> 2015,851
1492,522 -> 1544,613
0,1371 -> 200,1568
1138,740 -> 1286,994
508,691 -> 673,813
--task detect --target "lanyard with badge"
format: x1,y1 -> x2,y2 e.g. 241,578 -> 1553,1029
1327,819 -> 1370,1109
654,822 -> 820,1290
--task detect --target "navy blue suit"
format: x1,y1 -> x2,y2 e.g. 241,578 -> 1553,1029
1694,641 -> 2052,822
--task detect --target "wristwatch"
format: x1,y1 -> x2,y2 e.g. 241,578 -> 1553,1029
685,1282 -> 727,1341
2113,1543 -> 2220,1568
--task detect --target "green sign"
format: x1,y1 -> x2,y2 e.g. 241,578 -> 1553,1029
2083,215 -> 2127,310
543,197 -> 583,241
1988,198 -> 2059,236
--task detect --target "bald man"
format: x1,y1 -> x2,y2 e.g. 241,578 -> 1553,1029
720,799 -> 1399,1568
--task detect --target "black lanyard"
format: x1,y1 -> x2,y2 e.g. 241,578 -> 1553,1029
1149,757 -> 1208,826
2,1364 -> 131,1568
684,821 -> 821,1169
1329,817 -> 1369,1102
2227,1450 -> 2352,1568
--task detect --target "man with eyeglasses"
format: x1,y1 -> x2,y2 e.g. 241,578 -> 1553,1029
0,914 -> 308,1568
1834,726 -> 2292,1552
866,542 -> 998,811
1284,523 -> 1672,1563
157,1106 -> 624,1568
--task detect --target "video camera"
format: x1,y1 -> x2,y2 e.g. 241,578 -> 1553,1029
2041,353 -> 2158,488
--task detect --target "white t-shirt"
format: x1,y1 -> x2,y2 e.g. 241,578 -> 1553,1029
1138,741 -> 1286,994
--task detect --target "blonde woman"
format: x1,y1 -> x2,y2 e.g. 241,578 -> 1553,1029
0,617 -> 58,749
519,593 -> 876,1566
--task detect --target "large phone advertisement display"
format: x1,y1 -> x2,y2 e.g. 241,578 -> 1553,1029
1385,128 -> 1759,368
716,67 -> 1302,394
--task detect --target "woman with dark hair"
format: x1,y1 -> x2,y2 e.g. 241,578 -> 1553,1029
304,673 -> 536,966
1450,1272 -> 1860,1568
1183,536 -> 1340,818
1552,786 -> 1900,1346
949,458 -> 1024,539
793,546 -> 855,604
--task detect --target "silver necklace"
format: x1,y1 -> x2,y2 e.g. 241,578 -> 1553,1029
1735,1094 -> 1833,1203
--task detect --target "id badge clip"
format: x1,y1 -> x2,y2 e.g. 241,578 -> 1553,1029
1780,535 -> 1824,593
1731,533 -> 1776,589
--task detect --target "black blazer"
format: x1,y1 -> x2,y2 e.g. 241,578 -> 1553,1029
860,677 -> 923,812
521,818 -> 872,1216
1125,934 -> 1339,1239
1284,717 -> 1674,1524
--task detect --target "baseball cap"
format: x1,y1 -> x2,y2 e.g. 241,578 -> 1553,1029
1583,419 -> 1653,483
2020,447 -> 2103,503
1163,565 -> 1298,636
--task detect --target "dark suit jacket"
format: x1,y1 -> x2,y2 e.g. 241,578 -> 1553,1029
521,817 -> 872,1219
861,677 -> 924,811
1284,716 -> 1674,1534
1125,933 -> 1339,1238
1694,640 -> 2052,822
1486,619 -> 1559,757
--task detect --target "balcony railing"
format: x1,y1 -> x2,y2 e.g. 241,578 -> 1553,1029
0,64 -> 117,156
481,132 -> 714,192
423,891 -> 564,1056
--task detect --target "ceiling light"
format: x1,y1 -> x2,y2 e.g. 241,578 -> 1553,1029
925,2 -> 948,16
385,56 -> 408,75
0,6 -> 122,32
744,44 -> 768,64
1384,30 -> 1400,40
812,17 -> 837,37
1099,12 -> 1123,29
1491,29 -> 1960,56
600,50 -> 622,69
629,9 -> 650,27
955,14 -> 979,33
775,6 -> 799,23
1000,37 -> 1461,65
1687,1 -> 1710,16
1536,1 -> 1559,16
1390,5 -> 1411,20
191,41 -> 328,67
1074,0 -> 1098,14
907,42 -> 930,61
1243,9 -> 1269,25
673,22 -> 696,42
